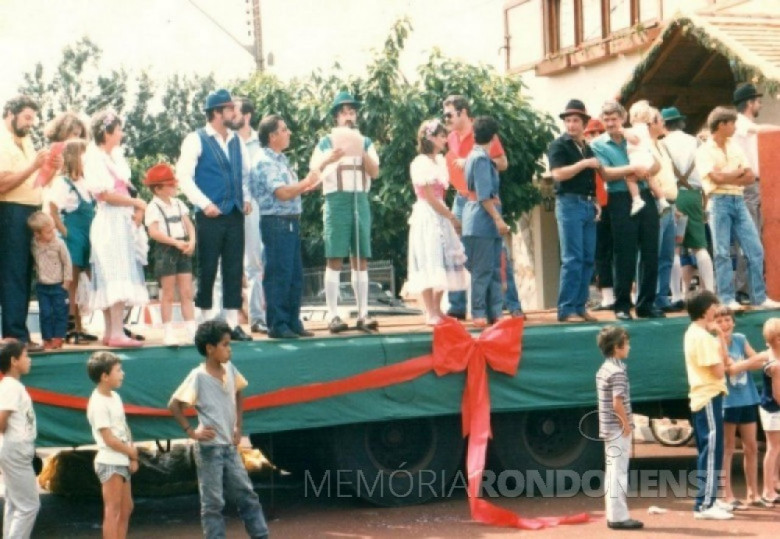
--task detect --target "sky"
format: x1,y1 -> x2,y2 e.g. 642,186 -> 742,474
0,0 -> 506,106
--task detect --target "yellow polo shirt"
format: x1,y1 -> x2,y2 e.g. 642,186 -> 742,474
684,323 -> 728,412
0,123 -> 41,205
695,137 -> 748,197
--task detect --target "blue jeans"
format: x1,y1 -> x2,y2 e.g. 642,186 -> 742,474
655,207 -> 676,309
447,193 -> 468,315
194,444 -> 268,539
691,395 -> 724,512
555,194 -> 597,318
245,200 -> 266,326
0,203 -> 36,342
261,215 -> 304,334
463,236 -> 503,320
709,195 -> 766,304
503,243 -> 522,313
36,283 -> 69,340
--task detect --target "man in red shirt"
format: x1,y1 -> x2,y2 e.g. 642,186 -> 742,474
443,95 -> 507,319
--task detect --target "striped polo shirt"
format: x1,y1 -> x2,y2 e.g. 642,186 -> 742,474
596,357 -> 633,439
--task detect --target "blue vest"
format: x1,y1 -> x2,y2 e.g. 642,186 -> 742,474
193,129 -> 243,214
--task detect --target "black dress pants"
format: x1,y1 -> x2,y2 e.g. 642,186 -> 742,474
595,203 -> 613,289
195,209 -> 245,310
0,202 -> 36,342
608,190 -> 660,313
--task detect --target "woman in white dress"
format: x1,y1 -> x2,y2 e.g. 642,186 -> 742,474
407,119 -> 469,325
83,110 -> 148,347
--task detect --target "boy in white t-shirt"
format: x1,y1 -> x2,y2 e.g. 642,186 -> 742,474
143,163 -> 197,346
0,340 -> 40,539
86,351 -> 138,538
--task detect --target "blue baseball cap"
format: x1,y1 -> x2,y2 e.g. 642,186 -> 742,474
204,89 -> 234,111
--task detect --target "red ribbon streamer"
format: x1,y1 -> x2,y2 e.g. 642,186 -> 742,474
14,317 -> 589,529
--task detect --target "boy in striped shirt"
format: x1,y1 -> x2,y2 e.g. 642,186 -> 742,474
596,325 -> 643,530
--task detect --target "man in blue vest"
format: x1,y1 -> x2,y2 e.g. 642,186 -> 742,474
176,89 -> 253,341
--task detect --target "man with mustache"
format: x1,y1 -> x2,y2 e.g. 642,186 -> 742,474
0,95 -> 50,351
310,92 -> 380,333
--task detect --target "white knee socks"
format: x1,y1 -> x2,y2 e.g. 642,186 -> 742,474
695,249 -> 715,292
225,309 -> 239,329
670,254 -> 683,303
325,267 -> 341,319
351,270 -> 369,319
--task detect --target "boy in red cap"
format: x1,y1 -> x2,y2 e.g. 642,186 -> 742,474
143,163 -> 197,345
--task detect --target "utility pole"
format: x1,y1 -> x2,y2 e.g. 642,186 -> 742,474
249,0 -> 264,72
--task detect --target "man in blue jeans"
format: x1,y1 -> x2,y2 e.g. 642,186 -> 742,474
547,99 -> 599,322
0,95 -> 49,352
443,95 -> 507,320
695,106 -> 780,310
248,114 -> 320,339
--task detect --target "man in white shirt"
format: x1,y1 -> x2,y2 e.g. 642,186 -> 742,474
176,89 -> 252,341
732,83 -> 780,300
232,97 -> 268,335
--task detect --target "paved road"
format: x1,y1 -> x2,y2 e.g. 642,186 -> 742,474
4,442 -> 779,538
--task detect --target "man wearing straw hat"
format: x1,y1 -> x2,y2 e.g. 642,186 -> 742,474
310,91 -> 380,333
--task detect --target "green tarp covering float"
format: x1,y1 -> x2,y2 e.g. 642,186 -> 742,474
23,311 -> 776,447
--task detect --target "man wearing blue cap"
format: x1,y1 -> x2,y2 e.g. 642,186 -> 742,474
176,89 -> 253,341
309,91 -> 380,333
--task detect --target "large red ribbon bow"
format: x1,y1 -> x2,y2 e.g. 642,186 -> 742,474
431,317 -> 589,529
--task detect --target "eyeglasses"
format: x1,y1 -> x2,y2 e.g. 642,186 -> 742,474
443,112 -> 455,120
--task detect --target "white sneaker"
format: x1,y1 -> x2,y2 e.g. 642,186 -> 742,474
714,499 -> 734,512
694,505 -> 734,520
630,197 -> 646,216
757,298 -> 780,310
163,326 -> 179,346
657,198 -> 671,213
186,320 -> 199,342
726,301 -> 745,311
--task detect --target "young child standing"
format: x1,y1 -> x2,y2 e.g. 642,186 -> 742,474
168,321 -> 269,539
143,163 -> 197,345
717,306 -> 765,508
86,351 -> 138,539
0,340 -> 40,538
759,318 -> 780,506
28,211 -> 73,350
462,116 -> 509,328
48,138 -> 97,345
596,325 -> 643,530
683,290 -> 732,519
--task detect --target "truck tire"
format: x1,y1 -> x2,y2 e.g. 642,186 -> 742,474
330,416 -> 464,506
249,428 -> 330,476
491,409 -> 601,493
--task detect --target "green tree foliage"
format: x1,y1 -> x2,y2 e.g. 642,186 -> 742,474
18,21 -> 556,286
237,19 -> 556,278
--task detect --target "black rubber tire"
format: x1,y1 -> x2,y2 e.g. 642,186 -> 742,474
249,428 -> 330,476
329,415 -> 464,506
490,409 -> 602,493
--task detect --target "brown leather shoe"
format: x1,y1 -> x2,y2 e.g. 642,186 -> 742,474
578,311 -> 597,322
27,341 -> 45,353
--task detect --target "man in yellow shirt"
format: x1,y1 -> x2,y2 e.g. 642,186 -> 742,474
0,96 -> 48,349
683,290 -> 731,519
695,106 -> 780,311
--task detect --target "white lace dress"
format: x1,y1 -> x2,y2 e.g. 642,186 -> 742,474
406,154 -> 469,293
84,144 -> 148,311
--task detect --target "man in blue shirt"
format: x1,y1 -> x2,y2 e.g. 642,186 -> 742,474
248,115 -> 319,339
462,116 -> 509,327
591,100 -> 663,321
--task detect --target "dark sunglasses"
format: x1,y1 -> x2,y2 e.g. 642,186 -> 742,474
443,112 -> 456,120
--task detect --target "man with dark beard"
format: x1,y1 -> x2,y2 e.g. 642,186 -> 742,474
309,91 -> 380,333
0,95 -> 49,349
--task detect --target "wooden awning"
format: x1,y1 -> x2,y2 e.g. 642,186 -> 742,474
619,12 -> 780,131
